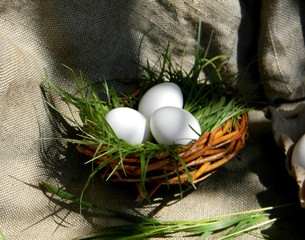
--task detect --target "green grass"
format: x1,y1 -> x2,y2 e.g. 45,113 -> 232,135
41,181 -> 295,240
0,227 -> 6,240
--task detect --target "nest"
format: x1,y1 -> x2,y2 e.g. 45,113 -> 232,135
41,39 -> 251,200
76,113 -> 248,199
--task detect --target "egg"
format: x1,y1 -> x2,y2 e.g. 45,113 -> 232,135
150,106 -> 201,145
105,107 -> 151,145
138,82 -> 183,119
292,134 -> 305,169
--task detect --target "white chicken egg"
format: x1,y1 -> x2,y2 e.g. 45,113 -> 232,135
292,134 -> 305,169
138,82 -> 183,119
150,106 -> 201,145
105,107 -> 151,145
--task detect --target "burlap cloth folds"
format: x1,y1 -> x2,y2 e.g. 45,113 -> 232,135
1,1 -> 304,239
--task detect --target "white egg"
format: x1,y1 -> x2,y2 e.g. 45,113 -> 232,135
292,134 -> 305,169
138,82 -> 183,119
150,106 -> 201,145
105,107 -> 151,145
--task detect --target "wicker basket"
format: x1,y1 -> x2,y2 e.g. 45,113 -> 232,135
76,113 -> 248,199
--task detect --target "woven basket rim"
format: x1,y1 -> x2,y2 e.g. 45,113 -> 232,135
77,113 -> 248,198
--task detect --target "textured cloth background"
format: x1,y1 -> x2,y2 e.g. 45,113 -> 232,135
259,0 -> 305,101
1,1 -> 305,239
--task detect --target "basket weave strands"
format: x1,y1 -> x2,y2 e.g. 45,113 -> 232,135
77,113 -> 248,198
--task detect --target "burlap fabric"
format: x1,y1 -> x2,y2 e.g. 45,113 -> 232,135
1,1 -> 304,239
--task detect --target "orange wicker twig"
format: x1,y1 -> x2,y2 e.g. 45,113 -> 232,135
76,113 -> 248,199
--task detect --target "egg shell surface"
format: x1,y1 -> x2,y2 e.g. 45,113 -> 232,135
138,82 -> 183,119
105,107 -> 151,145
292,133 -> 305,169
150,106 -> 201,145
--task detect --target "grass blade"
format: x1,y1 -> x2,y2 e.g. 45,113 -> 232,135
0,227 -> 7,240
40,181 -> 156,224
41,182 -> 296,240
